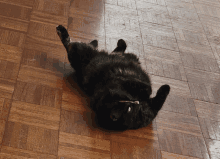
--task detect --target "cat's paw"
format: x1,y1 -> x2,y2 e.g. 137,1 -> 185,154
157,84 -> 170,97
117,39 -> 127,50
56,25 -> 68,38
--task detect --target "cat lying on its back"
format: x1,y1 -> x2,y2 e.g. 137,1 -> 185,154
56,25 -> 170,130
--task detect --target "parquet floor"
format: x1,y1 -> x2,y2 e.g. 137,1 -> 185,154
0,0 -> 220,158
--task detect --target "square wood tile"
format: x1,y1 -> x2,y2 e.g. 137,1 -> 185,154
0,98 -> 12,121
111,137 -> 162,159
13,81 -> 62,108
70,0 -> 104,18
105,4 -> 142,55
156,110 -> 202,136
199,14 -> 220,27
166,0 -> 193,3
21,47 -> 69,76
180,51 -> 220,73
151,74 -> 198,117
58,144 -> 110,159
185,68 -> 220,104
193,0 -> 220,7
27,21 -> 62,42
0,146 -> 57,159
174,28 -> 209,46
59,108 -> 111,159
177,40 -> 214,58
199,15 -> 220,65
0,28 -> 26,48
165,0 -> 196,12
162,95 -> 197,117
204,138 -> 220,159
0,119 -> 6,144
144,45 -> 187,81
167,6 -> 200,22
137,0 -> 166,6
194,2 -> 220,18
30,0 -> 69,39
0,43 -> 22,64
23,25 -> 68,75
105,5 -> 139,34
60,109 -> 94,137
150,75 -> 191,98
158,129 -> 210,159
8,100 -> 60,130
171,17 -> 203,33
105,0 -> 136,9
198,117 -> 220,141
2,121 -> 59,155
1,0 -> 220,158
210,43 -> 220,67
0,60 -> 20,81
33,0 -> 69,16
137,1 -> 172,26
0,16 -> 29,33
0,28 -> 25,82
59,131 -> 111,151
24,33 -> 69,61
58,131 -> 110,159
195,100 -> 220,123
110,120 -> 160,158
0,0 -> 35,8
140,22 -> 179,51
0,78 -> 15,99
17,65 -> 63,88
161,151 -> 203,159
68,12 -> 105,37
62,79 -> 88,107
117,121 -> 158,139
0,2 -> 32,21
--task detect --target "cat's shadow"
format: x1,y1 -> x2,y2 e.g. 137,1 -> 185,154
34,55 -> 121,133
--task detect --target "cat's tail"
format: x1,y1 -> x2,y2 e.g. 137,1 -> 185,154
56,25 -> 70,51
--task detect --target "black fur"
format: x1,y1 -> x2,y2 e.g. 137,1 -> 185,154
56,25 -> 170,130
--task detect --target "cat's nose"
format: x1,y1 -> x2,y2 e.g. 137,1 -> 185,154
110,114 -> 118,121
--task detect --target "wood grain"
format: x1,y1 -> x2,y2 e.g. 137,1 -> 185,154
140,22 -> 179,51
2,121 -> 59,155
8,101 -> 60,130
0,119 -> 6,144
0,98 -> 12,121
161,151 -> 202,159
158,129 -> 210,159
205,138 -> 220,159
137,1 -> 172,26
144,45 -> 187,81
0,78 -> 15,99
0,0 -> 220,158
0,146 -> 57,159
156,110 -> 202,136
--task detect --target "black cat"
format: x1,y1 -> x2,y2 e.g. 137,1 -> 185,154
56,25 -> 170,130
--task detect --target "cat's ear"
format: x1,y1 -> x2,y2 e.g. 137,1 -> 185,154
151,85 -> 170,111
112,39 -> 127,54
56,25 -> 70,51
90,40 -> 98,49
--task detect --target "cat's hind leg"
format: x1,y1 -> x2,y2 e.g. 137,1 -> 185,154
56,25 -> 70,51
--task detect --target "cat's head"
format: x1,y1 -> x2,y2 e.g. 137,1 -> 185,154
92,79 -> 170,130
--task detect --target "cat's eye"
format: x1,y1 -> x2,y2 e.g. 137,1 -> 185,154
127,107 -> 131,112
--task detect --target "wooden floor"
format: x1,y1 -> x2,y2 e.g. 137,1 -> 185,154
0,0 -> 220,158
